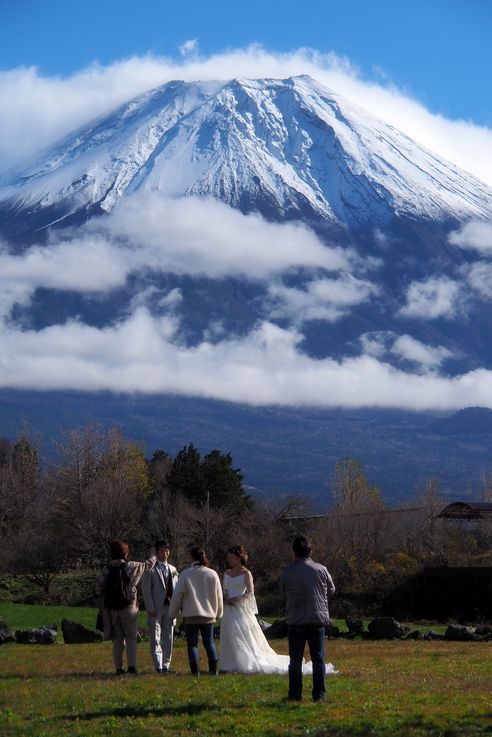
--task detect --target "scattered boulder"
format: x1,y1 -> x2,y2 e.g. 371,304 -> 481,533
15,624 -> 57,644
423,630 -> 445,641
345,616 -> 364,635
0,616 -> 15,644
367,617 -> 409,639
265,619 -> 288,639
444,624 -> 477,642
405,629 -> 423,640
325,623 -> 341,638
61,619 -> 102,644
475,625 -> 492,638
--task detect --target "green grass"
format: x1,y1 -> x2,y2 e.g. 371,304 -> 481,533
0,620 -> 490,737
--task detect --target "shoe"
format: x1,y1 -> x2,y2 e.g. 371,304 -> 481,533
115,668 -> 125,675
161,665 -> 170,673
127,666 -> 138,675
283,695 -> 302,702
313,695 -> 325,703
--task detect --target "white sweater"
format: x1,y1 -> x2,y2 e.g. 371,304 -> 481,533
168,563 -> 223,621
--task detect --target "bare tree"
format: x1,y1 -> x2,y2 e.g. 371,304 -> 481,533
0,431 -> 40,541
49,424 -> 150,563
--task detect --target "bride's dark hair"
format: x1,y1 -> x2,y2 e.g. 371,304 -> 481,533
228,545 -> 248,566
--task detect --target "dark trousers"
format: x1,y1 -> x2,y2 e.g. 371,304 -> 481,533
288,624 -> 326,701
185,623 -> 218,674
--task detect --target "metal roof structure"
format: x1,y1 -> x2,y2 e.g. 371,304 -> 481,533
438,501 -> 492,519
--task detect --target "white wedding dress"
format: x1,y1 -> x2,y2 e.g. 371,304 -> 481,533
219,571 -> 336,675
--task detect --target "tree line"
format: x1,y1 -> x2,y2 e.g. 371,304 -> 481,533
1,426 -> 490,614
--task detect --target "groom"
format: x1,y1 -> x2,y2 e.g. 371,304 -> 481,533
142,539 -> 179,673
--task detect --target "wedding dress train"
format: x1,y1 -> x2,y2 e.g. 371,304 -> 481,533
219,572 -> 336,675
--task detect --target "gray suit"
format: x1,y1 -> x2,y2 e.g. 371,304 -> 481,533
142,562 -> 178,671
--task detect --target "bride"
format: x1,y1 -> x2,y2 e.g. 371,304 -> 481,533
219,545 -> 336,675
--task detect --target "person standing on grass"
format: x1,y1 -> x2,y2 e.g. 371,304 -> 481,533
168,546 -> 223,675
280,536 -> 335,702
142,539 -> 179,673
95,539 -> 156,675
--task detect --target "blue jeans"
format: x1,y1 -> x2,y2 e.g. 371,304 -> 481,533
288,624 -> 326,700
185,623 -> 218,674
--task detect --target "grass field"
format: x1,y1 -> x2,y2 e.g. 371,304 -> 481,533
0,606 -> 490,737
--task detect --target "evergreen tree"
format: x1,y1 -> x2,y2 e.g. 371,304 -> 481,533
201,449 -> 251,513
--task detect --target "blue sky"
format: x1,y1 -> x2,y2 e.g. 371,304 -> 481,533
1,0 -> 490,125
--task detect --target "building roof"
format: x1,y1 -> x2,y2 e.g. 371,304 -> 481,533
438,501 -> 492,519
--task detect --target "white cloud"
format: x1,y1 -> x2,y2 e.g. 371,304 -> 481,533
359,330 -> 453,370
103,193 -> 348,279
390,334 -> 452,370
158,288 -> 183,308
0,308 -> 491,411
465,261 -> 492,300
373,228 -> 390,250
0,193 -> 351,319
0,236 -> 128,318
179,39 -> 198,57
0,236 -> 126,291
358,331 -> 391,358
398,277 -> 463,320
449,220 -> 492,255
0,46 -> 491,186
267,275 -> 378,324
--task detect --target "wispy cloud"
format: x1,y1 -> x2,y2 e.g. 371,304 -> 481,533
398,277 -> 463,320
390,334 -> 452,370
179,39 -> 199,57
267,275 -> 378,324
0,46 -> 491,185
465,261 -> 492,300
449,220 -> 492,255
359,330 -> 453,370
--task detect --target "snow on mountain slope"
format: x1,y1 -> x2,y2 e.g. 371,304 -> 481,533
1,75 -> 492,233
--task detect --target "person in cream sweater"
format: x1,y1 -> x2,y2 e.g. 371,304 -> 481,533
168,546 -> 223,675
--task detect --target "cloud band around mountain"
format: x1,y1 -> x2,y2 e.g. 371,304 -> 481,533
0,190 -> 485,411
1,306 -> 491,411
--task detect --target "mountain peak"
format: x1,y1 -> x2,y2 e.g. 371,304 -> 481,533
1,75 -> 492,238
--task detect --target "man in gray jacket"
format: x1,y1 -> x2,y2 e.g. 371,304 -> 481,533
142,540 -> 179,673
280,536 -> 335,702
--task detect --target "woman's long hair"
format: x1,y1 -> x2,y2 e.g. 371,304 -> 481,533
190,546 -> 209,567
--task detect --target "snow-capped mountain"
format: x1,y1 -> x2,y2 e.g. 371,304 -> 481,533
2,74 -> 492,237
3,75 -> 492,501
